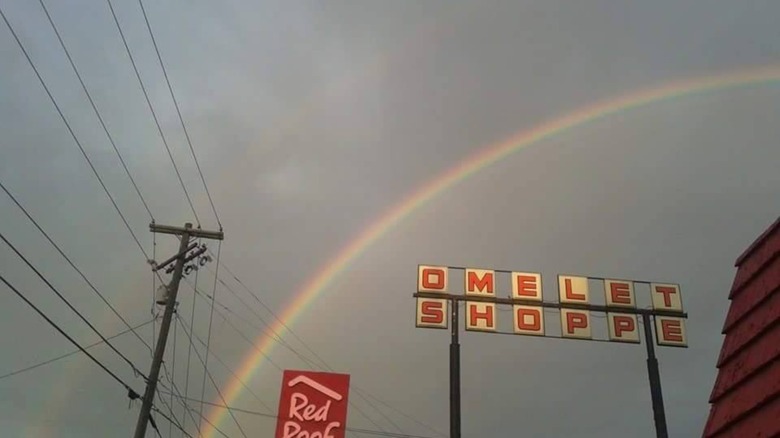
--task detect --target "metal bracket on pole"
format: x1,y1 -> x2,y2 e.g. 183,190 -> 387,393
152,242 -> 198,272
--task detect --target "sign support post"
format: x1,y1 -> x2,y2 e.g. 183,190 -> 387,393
642,313 -> 668,438
450,299 -> 461,438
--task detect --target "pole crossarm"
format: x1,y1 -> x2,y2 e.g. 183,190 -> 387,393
150,223 -> 224,240
412,292 -> 688,319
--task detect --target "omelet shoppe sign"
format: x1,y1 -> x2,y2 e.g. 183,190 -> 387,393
414,265 -> 688,438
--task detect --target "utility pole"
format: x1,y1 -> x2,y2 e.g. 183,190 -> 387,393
133,222 -> 223,438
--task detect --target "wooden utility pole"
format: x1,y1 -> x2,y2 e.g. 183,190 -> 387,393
133,222 -> 223,438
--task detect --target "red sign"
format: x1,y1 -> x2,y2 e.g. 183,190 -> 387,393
275,370 -> 350,438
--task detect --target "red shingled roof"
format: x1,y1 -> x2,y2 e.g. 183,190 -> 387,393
703,216 -> 780,438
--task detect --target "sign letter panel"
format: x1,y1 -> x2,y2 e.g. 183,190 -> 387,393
558,275 -> 589,304
465,268 -> 495,297
416,298 -> 448,329
513,305 -> 544,336
607,313 -> 640,343
560,308 -> 592,339
604,280 -> 636,308
512,272 -> 542,301
466,302 -> 496,332
650,283 -> 683,312
655,316 -> 687,347
418,265 -> 448,293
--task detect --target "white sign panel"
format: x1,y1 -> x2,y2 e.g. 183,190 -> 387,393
607,313 -> 640,343
604,279 -> 636,308
513,305 -> 544,336
655,316 -> 687,347
415,298 -> 448,329
650,283 -> 683,312
465,268 -> 495,297
560,308 -> 592,339
512,272 -> 542,301
417,265 -> 448,293
466,302 -> 496,332
558,275 -> 589,304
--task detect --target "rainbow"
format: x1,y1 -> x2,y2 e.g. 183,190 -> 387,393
203,65 -> 780,436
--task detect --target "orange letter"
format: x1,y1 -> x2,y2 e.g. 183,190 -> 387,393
516,308 -> 541,331
420,301 -> 444,324
661,319 -> 683,342
655,286 -> 678,308
516,275 -> 538,298
565,312 -> 588,334
610,282 -> 631,305
422,268 -> 445,290
613,315 -> 635,337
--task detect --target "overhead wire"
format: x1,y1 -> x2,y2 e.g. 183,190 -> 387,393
0,319 -> 154,381
155,393 -> 438,438
104,0 -> 200,225
137,0 -> 222,229
181,258 -> 202,436
0,181 -> 154,357
188,273 -> 395,435
198,241 -> 223,430
215,262 -> 422,434
0,230 -> 147,380
169,309 -> 179,437
37,0 -> 154,221
157,359 -> 202,436
0,5 -> 151,261
152,405 -> 195,438
0,274 -> 141,401
175,312 -> 249,438
155,384 -> 185,438
183,278 -> 286,372
175,313 -> 274,414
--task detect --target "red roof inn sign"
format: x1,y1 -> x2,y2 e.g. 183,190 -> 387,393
414,265 -> 688,438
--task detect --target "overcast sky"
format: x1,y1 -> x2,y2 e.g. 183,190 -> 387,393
1,1 -> 779,437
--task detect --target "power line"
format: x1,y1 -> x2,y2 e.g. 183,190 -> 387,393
0,5 -> 150,261
155,385 -> 185,438
181,264 -> 202,437
0,274 -> 141,400
209,275 -> 323,369
137,0 -> 222,229
183,278 -> 286,372
175,313 -> 274,414
37,0 -> 154,221
175,312 -> 249,438
216,262 -> 429,434
0,230 -> 147,380
198,241 -> 223,429
187,275 -> 394,435
156,393 -> 438,438
151,405 -> 194,438
0,319 -> 154,381
168,310 -> 179,437
104,0 -> 200,224
0,180 -> 154,356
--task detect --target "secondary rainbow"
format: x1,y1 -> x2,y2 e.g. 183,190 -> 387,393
203,65 -> 780,436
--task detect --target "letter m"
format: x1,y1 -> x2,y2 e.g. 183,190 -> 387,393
466,269 -> 494,295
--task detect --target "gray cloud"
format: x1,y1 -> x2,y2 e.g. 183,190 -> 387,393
1,0 -> 779,437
